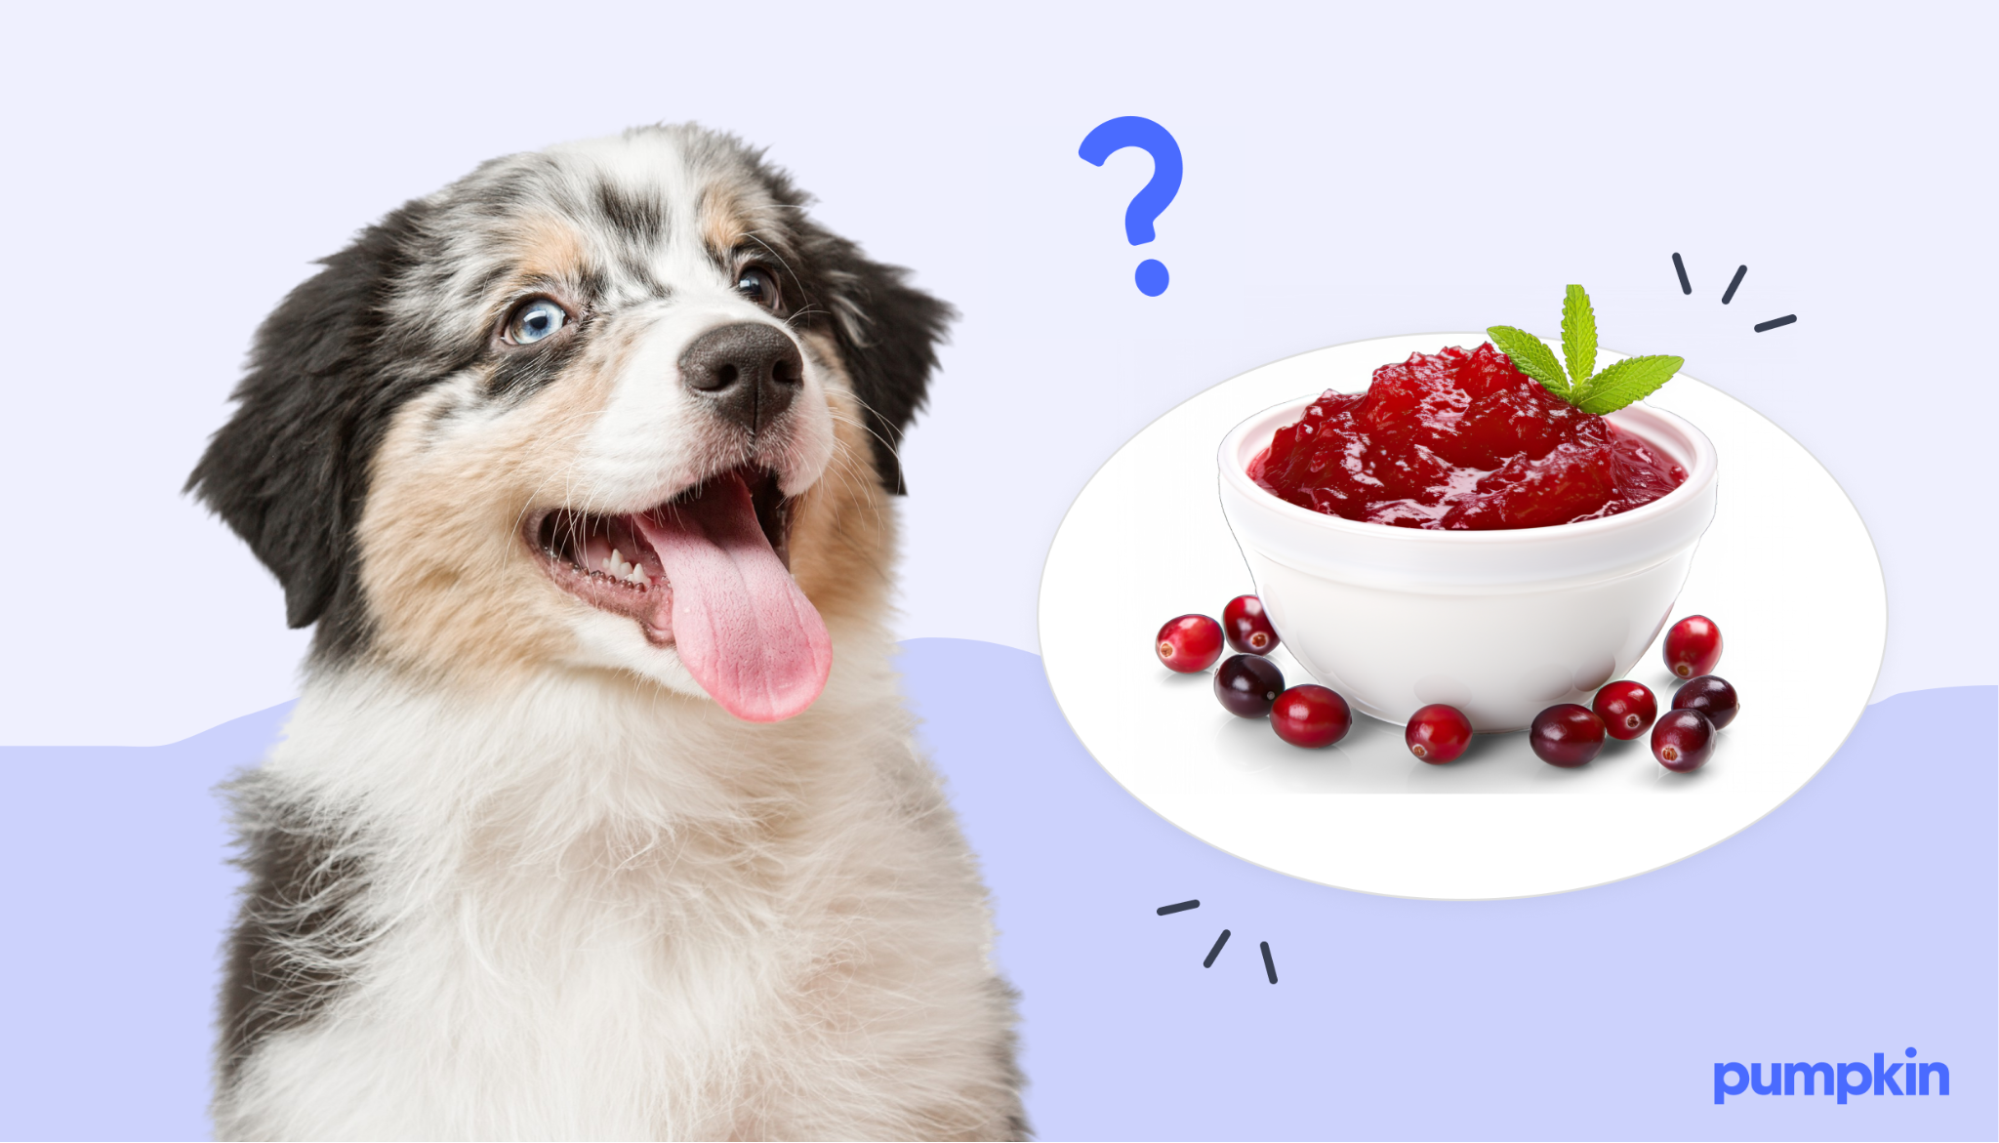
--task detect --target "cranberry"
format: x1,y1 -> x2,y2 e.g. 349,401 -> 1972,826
1405,704 -> 1473,764
1271,685 -> 1352,747
1222,594 -> 1280,654
1663,614 -> 1723,679
1671,675 -> 1739,729
1156,614 -> 1224,673
1215,654 -> 1285,718
1591,680 -> 1657,740
1652,708 -> 1716,771
1530,704 -> 1606,767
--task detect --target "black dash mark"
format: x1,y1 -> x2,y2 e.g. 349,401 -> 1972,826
1203,929 -> 1230,967
1671,252 -> 1797,327
1721,264 -> 1748,305
1156,899 -> 1200,916
1260,941 -> 1278,984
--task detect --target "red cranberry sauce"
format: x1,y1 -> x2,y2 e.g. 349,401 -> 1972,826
1250,344 -> 1687,530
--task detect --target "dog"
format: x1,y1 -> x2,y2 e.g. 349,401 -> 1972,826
187,124 -> 1026,1139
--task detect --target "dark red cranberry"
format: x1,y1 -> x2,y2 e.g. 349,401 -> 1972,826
1652,708 -> 1716,771
1156,614 -> 1224,673
1215,654 -> 1285,718
1663,614 -> 1723,679
1671,675 -> 1739,729
1222,594 -> 1280,654
1591,680 -> 1658,741
1405,704 -> 1473,764
1530,704 -> 1606,767
1271,685 -> 1351,747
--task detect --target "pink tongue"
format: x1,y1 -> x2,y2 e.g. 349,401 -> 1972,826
634,475 -> 831,722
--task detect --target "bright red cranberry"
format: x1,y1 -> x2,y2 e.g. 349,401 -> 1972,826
1405,704 -> 1473,764
1671,675 -> 1739,729
1215,654 -> 1286,718
1591,680 -> 1658,741
1663,614 -> 1723,679
1530,704 -> 1606,767
1222,594 -> 1280,654
1156,614 -> 1224,673
1652,708 -> 1716,771
1271,684 -> 1351,747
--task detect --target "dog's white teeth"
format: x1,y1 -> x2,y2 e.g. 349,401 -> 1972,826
591,547 -> 647,586
599,549 -> 642,580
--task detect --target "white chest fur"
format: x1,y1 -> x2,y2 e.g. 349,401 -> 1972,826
215,648 -> 1023,1140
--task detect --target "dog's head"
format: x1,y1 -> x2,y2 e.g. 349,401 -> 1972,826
189,125 -> 949,721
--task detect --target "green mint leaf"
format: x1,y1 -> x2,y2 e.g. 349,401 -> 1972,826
1560,284 -> 1598,399
1575,355 -> 1684,414
1485,325 -> 1570,397
1489,283 -> 1684,413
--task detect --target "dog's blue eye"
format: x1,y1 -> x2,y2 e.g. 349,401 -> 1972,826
510,299 -> 568,344
736,267 -> 780,311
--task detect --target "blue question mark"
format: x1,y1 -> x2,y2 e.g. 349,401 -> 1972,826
1078,117 -> 1182,296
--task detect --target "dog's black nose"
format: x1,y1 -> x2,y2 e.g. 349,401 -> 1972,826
678,322 -> 803,434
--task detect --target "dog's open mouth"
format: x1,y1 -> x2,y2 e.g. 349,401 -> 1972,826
527,466 -> 831,722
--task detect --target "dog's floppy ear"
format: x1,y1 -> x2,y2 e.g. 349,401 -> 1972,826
813,242 -> 955,496
187,202 -> 429,633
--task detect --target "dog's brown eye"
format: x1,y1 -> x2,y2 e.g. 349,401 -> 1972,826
736,267 -> 781,312
506,298 -> 569,345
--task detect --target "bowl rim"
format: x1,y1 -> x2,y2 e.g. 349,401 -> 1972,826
1217,392 -> 1718,545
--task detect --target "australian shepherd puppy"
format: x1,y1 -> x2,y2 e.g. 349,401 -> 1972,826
187,124 -> 1025,1140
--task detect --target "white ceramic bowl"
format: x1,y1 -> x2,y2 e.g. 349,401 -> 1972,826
1217,399 -> 1719,731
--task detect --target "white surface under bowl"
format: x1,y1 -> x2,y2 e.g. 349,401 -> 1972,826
1038,332 -> 1884,899
1216,396 -> 1718,731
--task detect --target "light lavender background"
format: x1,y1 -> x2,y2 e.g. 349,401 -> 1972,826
2,2 -> 1994,745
